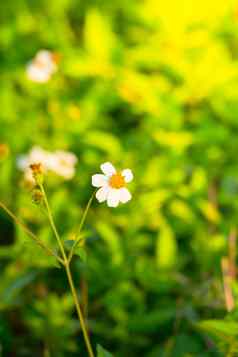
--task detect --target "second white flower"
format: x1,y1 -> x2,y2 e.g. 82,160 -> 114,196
92,162 -> 133,207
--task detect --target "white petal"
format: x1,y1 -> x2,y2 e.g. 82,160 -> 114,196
96,186 -> 109,203
119,188 -> 132,203
29,147 -> 49,163
17,155 -> 28,170
36,50 -> 57,73
46,151 -> 77,179
55,167 -> 75,179
100,162 -> 116,176
122,169 -> 133,183
26,64 -> 51,83
36,50 -> 52,63
24,169 -> 34,183
54,151 -> 78,165
107,188 -> 120,207
92,174 -> 107,187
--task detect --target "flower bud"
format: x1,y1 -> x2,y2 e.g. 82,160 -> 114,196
32,188 -> 44,205
30,163 -> 44,184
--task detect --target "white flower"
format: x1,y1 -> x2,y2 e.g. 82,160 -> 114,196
17,146 -> 49,170
26,50 -> 58,83
92,162 -> 133,207
17,147 -> 77,182
47,151 -> 78,180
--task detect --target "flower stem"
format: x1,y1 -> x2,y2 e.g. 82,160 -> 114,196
39,184 -> 67,263
68,191 -> 95,262
65,261 -> 95,357
39,184 -> 95,357
0,200 -> 64,265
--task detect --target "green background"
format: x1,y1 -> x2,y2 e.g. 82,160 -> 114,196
1,0 -> 238,355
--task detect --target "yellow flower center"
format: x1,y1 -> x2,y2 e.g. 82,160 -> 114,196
109,173 -> 125,189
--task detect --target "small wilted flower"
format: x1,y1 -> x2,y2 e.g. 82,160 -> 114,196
92,162 -> 133,207
17,146 -> 77,183
17,147 -> 49,183
30,163 -> 43,174
30,163 -> 44,184
26,50 -> 59,83
32,187 -> 44,204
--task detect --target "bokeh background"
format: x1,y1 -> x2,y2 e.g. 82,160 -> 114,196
1,0 -> 238,355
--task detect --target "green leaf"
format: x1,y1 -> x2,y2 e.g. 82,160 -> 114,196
96,222 -> 123,265
21,237 -> 60,269
84,130 -> 122,156
156,223 -> 177,270
2,271 -> 37,305
64,239 -> 75,250
74,246 -> 87,262
198,319 -> 238,338
64,239 -> 87,262
97,344 -> 113,357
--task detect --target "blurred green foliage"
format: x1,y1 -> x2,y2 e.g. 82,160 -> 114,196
1,0 -> 238,355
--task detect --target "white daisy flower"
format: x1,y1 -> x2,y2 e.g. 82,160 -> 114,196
17,146 -> 49,171
92,162 -> 133,207
47,150 -> 78,180
17,147 -> 77,182
26,50 -> 58,83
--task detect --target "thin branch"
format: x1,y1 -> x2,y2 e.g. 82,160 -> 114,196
221,257 -> 235,312
228,228 -> 237,279
39,183 -> 67,264
0,201 -> 64,265
68,191 -> 95,263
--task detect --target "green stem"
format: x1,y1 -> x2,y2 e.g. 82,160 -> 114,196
65,261 -> 95,357
39,184 -> 95,357
68,191 -> 95,262
39,184 -> 67,263
0,201 -> 64,265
